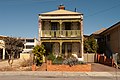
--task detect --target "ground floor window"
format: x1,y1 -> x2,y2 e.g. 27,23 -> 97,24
42,42 -> 82,58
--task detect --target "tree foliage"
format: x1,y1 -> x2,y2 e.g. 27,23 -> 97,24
84,37 -> 98,53
3,37 -> 24,67
32,45 -> 46,66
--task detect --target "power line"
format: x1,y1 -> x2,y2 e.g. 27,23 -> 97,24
85,3 -> 120,18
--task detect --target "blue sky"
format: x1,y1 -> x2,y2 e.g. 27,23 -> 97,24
0,0 -> 120,38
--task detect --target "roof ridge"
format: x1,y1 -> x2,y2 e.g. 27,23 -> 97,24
40,9 -> 82,15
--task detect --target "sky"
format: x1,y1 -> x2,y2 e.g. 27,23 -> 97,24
0,0 -> 120,38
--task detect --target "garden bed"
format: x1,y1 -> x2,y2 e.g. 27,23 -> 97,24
47,60 -> 91,72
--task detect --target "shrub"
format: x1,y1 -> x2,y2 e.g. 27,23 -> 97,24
63,57 -> 78,67
47,53 -> 55,61
32,45 -> 46,66
63,56 -> 86,67
78,61 -> 86,64
53,56 -> 64,64
20,59 -> 33,67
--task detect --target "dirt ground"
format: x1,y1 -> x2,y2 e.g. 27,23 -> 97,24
0,59 -> 120,71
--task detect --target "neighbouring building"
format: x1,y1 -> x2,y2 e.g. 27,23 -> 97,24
92,21 -> 120,62
0,35 -> 24,60
0,35 -> 7,60
22,38 -> 38,53
38,5 -> 84,60
99,21 -> 120,60
90,28 -> 106,53
20,38 -> 38,59
91,28 -> 106,41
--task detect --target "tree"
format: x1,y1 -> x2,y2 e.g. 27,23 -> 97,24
3,37 -> 24,67
32,45 -> 46,66
84,37 -> 98,53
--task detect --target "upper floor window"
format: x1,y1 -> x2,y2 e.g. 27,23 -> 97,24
65,22 -> 71,30
26,39 -> 34,42
107,34 -> 110,41
51,22 -> 58,30
26,45 -> 34,49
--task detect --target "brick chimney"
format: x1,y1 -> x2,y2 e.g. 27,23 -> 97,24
58,4 -> 65,10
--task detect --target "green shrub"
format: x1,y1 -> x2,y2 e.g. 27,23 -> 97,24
63,57 -> 78,67
47,53 -> 55,61
62,56 -> 86,67
32,45 -> 46,66
52,56 -> 64,64
78,61 -> 86,64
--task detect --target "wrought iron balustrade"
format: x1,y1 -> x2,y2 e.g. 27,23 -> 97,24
41,30 -> 81,37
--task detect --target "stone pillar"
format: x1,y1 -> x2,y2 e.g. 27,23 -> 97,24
2,48 -> 5,59
38,18 -> 42,45
59,20 -> 62,37
53,43 -> 59,56
59,20 -> 62,31
80,15 -> 84,60
65,43 -> 67,57
60,42 -> 62,56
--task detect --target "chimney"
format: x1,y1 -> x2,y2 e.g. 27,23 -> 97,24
58,4 -> 65,10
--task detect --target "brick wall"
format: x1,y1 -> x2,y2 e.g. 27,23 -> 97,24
47,60 -> 91,72
97,54 -> 114,66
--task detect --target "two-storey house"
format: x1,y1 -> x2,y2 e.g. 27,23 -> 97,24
38,5 -> 84,60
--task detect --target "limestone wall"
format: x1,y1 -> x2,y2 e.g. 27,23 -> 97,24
72,43 -> 80,56
43,21 -> 51,30
53,43 -> 60,56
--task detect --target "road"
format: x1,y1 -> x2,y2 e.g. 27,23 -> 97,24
0,75 -> 120,80
0,71 -> 120,80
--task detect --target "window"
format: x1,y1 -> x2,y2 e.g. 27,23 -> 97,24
26,39 -> 34,42
65,22 -> 71,30
26,45 -> 34,49
107,34 -> 110,41
67,44 -> 72,53
51,22 -> 58,30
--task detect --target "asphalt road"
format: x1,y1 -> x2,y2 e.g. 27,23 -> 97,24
0,75 -> 120,80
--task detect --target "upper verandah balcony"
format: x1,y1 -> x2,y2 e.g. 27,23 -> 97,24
40,21 -> 81,38
41,30 -> 81,38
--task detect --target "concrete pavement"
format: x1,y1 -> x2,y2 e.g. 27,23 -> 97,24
0,71 -> 120,77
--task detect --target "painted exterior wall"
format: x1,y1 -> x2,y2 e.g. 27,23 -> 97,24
99,22 -> 120,61
38,5 -> 84,60
22,38 -> 38,53
0,40 -> 5,59
53,42 -> 59,56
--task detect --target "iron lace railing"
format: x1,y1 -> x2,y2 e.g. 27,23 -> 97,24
41,30 -> 81,37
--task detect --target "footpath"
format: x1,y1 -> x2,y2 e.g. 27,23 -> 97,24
0,59 -> 120,77
0,71 -> 120,77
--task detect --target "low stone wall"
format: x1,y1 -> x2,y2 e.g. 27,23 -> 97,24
47,60 -> 91,72
20,53 -> 31,60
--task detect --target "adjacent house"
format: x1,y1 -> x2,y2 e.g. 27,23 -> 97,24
38,5 -> 84,60
20,38 -> 38,60
0,35 -> 6,60
99,21 -> 120,60
0,35 -> 24,60
22,38 -> 38,53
